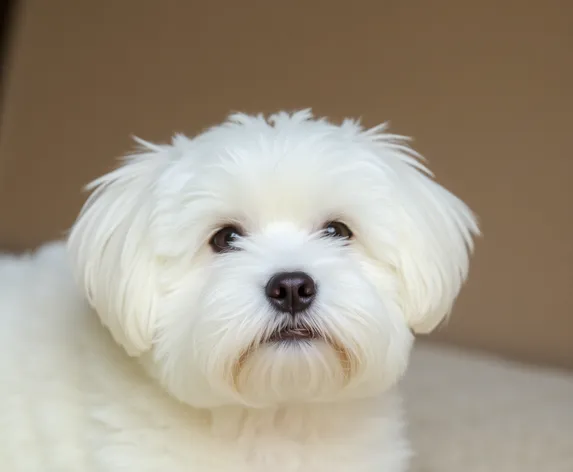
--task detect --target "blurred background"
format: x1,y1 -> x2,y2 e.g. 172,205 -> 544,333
0,1 -> 571,372
1,2 -> 573,470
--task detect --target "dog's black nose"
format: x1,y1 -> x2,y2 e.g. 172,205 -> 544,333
265,271 -> 316,315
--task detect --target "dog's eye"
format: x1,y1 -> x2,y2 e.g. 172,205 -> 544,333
210,226 -> 244,253
322,221 -> 353,240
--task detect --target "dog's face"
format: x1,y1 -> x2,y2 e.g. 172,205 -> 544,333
68,111 -> 478,408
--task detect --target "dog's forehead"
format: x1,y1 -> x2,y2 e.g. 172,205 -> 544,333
185,141 -> 382,226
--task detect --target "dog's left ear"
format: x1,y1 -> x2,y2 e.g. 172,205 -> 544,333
364,129 -> 480,334
67,138 -> 174,356
394,155 -> 480,334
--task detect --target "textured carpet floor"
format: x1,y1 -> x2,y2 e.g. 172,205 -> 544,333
404,343 -> 573,472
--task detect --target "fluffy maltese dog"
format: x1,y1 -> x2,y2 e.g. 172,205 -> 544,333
0,110 -> 478,471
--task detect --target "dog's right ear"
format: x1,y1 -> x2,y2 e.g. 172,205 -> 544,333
67,138 -> 174,356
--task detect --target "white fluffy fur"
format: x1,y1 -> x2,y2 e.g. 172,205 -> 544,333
0,110 -> 478,471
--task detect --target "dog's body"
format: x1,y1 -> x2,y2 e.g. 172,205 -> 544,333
0,111 -> 478,471
0,244 -> 407,471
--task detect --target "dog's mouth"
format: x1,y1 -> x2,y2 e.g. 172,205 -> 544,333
267,326 -> 320,343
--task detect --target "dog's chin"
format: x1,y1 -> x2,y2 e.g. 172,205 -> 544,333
231,334 -> 353,406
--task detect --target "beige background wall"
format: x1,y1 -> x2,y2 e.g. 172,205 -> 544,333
1,1 -> 572,368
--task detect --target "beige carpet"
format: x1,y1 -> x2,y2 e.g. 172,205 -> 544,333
403,343 -> 573,472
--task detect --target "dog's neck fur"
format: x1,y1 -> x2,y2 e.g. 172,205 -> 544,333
104,342 -> 410,471
134,339 -> 406,446
99,319 -> 410,471
208,395 -> 403,441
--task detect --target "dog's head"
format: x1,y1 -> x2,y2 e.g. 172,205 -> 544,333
68,110 -> 479,408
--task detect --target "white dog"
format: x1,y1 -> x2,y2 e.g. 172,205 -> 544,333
0,110 -> 478,471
